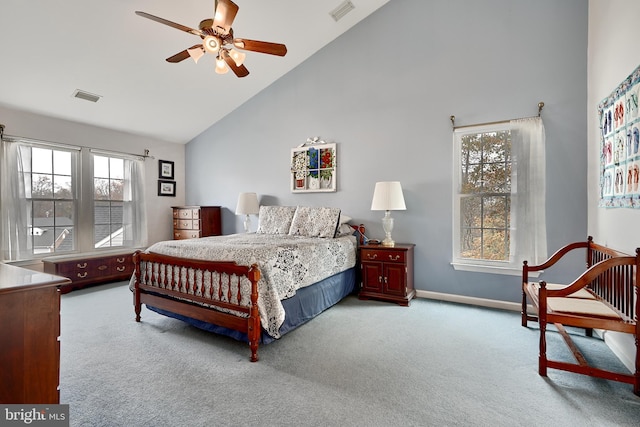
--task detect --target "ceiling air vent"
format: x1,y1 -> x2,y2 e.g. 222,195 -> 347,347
330,0 -> 355,22
72,89 -> 101,103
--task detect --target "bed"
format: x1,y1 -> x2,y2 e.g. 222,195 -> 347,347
131,206 -> 360,361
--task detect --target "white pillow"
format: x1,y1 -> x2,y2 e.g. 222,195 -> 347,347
256,206 -> 297,234
335,223 -> 355,237
339,214 -> 352,225
288,206 -> 341,238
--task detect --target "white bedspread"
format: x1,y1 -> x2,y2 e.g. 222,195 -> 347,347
141,233 -> 357,338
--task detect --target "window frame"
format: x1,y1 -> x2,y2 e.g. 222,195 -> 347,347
452,122 -> 522,276
23,142 -> 80,255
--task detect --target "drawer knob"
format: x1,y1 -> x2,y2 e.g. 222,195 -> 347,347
116,257 -> 125,263
77,262 -> 87,268
116,266 -> 126,272
389,255 -> 400,261
77,272 -> 88,278
367,253 -> 378,260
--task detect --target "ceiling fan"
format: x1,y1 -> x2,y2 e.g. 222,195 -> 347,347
135,0 -> 287,78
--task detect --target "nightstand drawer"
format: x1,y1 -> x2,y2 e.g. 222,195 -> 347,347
361,248 -> 406,263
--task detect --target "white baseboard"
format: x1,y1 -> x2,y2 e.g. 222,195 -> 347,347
415,290 -> 521,312
416,291 -> 635,374
602,331 -> 635,373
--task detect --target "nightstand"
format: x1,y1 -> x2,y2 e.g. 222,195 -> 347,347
359,243 -> 415,306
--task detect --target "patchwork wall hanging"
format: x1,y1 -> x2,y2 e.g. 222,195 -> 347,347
598,64 -> 640,208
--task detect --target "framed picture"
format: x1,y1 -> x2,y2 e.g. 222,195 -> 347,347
157,180 -> 176,197
290,143 -> 337,193
158,160 -> 175,180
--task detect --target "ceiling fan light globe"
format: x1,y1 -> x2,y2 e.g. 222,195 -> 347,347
228,49 -> 246,66
203,35 -> 221,54
215,56 -> 229,74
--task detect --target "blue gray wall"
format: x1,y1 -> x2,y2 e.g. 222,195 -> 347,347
185,0 -> 589,303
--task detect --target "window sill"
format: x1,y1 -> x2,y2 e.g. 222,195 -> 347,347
451,262 -> 541,277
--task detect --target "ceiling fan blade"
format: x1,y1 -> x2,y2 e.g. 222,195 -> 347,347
232,39 -> 287,56
221,50 -> 249,78
135,11 -> 203,37
165,45 -> 204,63
212,0 -> 239,35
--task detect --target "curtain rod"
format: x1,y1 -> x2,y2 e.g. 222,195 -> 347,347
450,101 -> 544,130
0,127 -> 155,160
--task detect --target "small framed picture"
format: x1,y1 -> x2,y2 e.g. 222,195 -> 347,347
157,180 -> 176,197
158,160 -> 174,180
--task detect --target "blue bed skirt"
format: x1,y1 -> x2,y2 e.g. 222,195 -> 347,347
147,267 -> 356,344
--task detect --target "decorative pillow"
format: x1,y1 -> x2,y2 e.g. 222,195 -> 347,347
339,214 -> 352,225
256,206 -> 297,234
335,223 -> 356,237
288,206 -> 341,238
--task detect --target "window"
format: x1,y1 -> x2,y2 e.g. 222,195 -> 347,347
457,128 -> 512,262
452,118 -> 547,275
24,145 -> 78,254
1,138 -> 147,261
93,155 -> 125,248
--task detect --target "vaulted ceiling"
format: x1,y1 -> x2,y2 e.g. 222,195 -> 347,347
0,0 -> 389,143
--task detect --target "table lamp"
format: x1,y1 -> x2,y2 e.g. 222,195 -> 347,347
370,181 -> 406,247
235,192 -> 259,233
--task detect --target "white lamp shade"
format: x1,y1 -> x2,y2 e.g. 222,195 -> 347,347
235,192 -> 260,215
371,181 -> 406,211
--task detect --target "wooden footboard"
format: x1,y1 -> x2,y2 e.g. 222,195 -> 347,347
132,251 -> 262,361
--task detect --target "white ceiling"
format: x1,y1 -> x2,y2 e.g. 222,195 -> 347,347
0,0 -> 389,144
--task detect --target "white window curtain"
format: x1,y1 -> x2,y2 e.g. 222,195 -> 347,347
0,138 -> 29,261
510,116 -> 547,265
122,157 -> 148,248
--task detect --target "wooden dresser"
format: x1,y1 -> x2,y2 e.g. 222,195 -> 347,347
43,251 -> 135,294
172,206 -> 222,240
0,263 -> 70,404
359,243 -> 415,306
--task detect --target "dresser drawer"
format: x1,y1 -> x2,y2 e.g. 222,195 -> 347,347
173,219 -> 200,230
174,230 -> 201,240
361,248 -> 406,264
110,254 -> 134,275
173,208 -> 200,220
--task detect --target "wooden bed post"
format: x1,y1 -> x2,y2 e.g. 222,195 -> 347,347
521,261 -> 529,327
133,251 -> 142,322
247,264 -> 261,362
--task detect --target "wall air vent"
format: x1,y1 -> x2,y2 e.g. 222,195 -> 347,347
330,0 -> 355,22
72,89 -> 101,103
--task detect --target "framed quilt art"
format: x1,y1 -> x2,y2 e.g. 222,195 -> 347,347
598,63 -> 640,208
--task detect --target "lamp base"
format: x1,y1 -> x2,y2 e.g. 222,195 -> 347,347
381,211 -> 395,247
381,239 -> 395,247
243,215 -> 251,233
